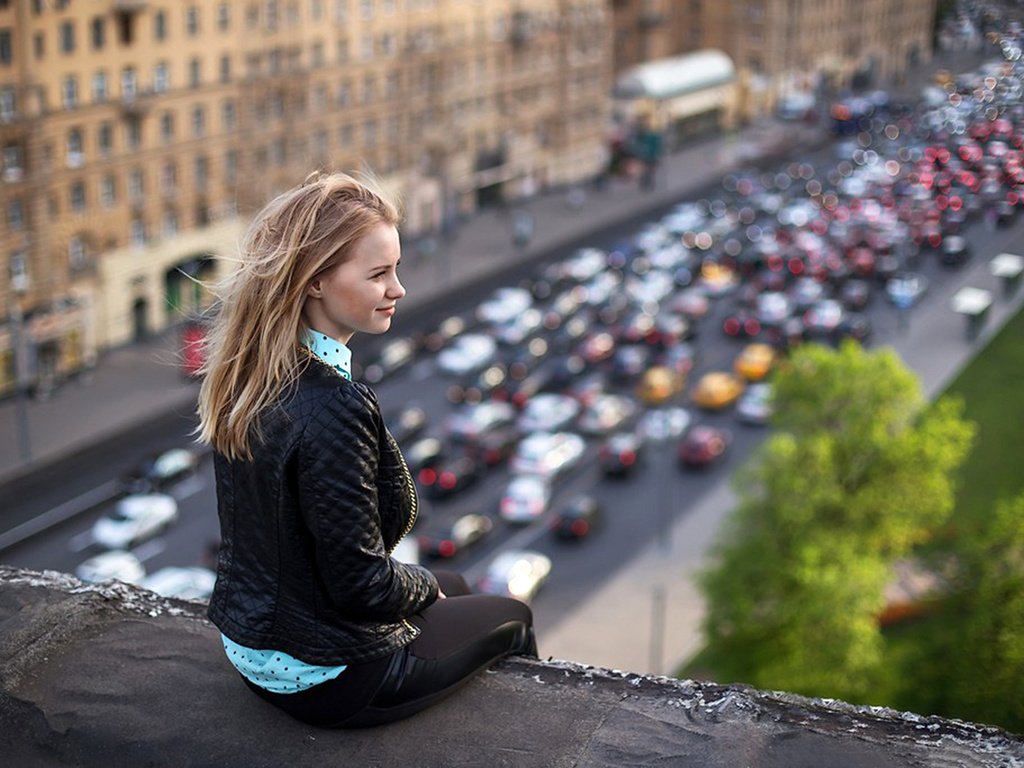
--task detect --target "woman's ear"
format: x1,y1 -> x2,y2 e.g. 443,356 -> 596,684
306,279 -> 322,299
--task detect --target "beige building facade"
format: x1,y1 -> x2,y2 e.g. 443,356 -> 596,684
0,0 -> 611,393
611,0 -> 936,120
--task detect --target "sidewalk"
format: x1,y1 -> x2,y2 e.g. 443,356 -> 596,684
0,117 -> 825,485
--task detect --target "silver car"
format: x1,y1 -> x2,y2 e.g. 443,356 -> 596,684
476,549 -> 552,603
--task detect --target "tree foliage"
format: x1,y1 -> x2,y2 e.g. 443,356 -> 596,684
699,341 -> 975,702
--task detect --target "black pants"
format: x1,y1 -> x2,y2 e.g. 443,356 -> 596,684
242,571 -> 536,728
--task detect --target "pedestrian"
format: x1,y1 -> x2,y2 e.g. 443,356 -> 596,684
196,171 -> 536,728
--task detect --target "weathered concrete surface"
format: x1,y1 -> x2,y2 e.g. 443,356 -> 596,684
1,565 -> 1022,768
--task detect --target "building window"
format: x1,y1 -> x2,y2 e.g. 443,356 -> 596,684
360,34 -> 373,61
161,161 -> 177,192
266,0 -> 279,29
100,175 -> 116,207
121,67 -> 138,99
33,32 -> 43,59
92,71 -> 108,102
130,217 -> 147,247
268,48 -> 281,73
189,58 -> 201,88
7,198 -> 24,229
70,181 -> 86,212
336,80 -> 351,106
312,41 -> 324,67
0,29 -> 12,65
62,76 -> 78,109
98,122 -> 113,156
222,99 -> 236,130
160,111 -> 175,142
217,3 -> 231,31
68,236 -> 87,268
162,209 -> 178,238
336,37 -> 348,63
362,74 -> 375,103
186,7 -> 200,36
220,55 -> 231,83
0,85 -> 16,121
225,149 -> 238,184
154,62 -> 169,93
271,136 -> 285,165
9,250 -> 29,293
364,119 -> 377,146
334,0 -> 347,23
380,32 -> 396,57
195,155 -> 209,190
66,128 -> 83,167
359,0 -> 373,20
3,145 -> 25,178
192,106 -> 206,137
91,17 -> 105,50
314,128 -> 327,159
339,123 -> 353,146
154,11 -> 167,40
125,117 -> 141,149
129,168 -> 145,200
311,0 -> 324,20
246,3 -> 259,29
60,21 -> 75,53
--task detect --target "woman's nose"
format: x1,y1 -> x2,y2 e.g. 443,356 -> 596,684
388,276 -> 406,299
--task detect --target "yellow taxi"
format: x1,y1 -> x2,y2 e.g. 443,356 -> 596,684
733,342 -> 778,382
691,371 -> 745,410
635,365 -> 686,406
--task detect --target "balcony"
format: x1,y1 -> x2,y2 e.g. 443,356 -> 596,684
120,92 -> 151,118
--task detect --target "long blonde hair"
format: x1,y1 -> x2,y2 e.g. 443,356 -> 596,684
197,171 -> 401,460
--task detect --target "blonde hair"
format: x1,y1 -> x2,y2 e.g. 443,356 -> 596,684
197,171 -> 401,460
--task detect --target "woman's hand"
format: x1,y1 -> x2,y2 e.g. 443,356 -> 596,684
437,590 -> 447,599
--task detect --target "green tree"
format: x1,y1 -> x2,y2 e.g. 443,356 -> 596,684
950,491 -> 1024,732
699,342 -> 975,702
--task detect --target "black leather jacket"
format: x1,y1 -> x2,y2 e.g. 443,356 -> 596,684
207,358 -> 438,665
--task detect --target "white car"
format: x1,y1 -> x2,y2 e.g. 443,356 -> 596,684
638,407 -> 692,441
510,431 -> 586,478
92,493 -> 179,550
577,393 -> 638,435
499,474 -> 551,524
516,393 -> 580,434
141,566 -> 216,601
445,401 -> 516,442
476,287 -> 533,325
75,550 -> 146,585
436,333 -> 497,375
477,549 -> 552,603
736,382 -> 774,425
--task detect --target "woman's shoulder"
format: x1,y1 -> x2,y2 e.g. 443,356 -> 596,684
291,364 -> 380,423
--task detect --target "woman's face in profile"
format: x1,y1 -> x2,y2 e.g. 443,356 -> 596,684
304,224 -> 406,343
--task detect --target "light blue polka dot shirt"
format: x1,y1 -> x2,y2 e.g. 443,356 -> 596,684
219,329 -> 353,694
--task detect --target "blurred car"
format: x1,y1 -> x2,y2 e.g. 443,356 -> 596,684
598,431 -> 646,477
733,342 -> 778,381
721,308 -> 763,339
436,333 -> 497,375
120,448 -> 201,494
417,513 -> 494,559
940,235 -> 970,267
635,365 -> 686,406
638,407 -> 692,441
510,431 -> 586,478
837,278 -> 872,311
691,371 -> 745,410
416,454 -> 483,500
736,382 -> 774,425
75,550 -> 146,585
499,474 -> 551,524
610,344 -> 654,383
445,401 -> 516,442
477,549 -> 552,603
446,363 -> 509,405
802,299 -> 846,341
885,272 -> 929,307
140,566 -> 216,601
577,393 -> 638,435
678,425 -> 732,468
551,495 -> 603,541
516,393 -> 581,433
384,405 -> 427,445
362,337 -> 416,384
92,493 -> 179,550
462,423 -> 520,467
403,436 -> 445,473
476,287 -> 533,325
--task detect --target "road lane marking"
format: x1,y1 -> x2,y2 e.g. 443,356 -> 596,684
0,480 -> 120,553
133,539 -> 167,563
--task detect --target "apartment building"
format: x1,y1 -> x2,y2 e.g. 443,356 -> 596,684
0,0 -> 611,394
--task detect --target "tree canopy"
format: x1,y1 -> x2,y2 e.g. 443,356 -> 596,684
699,341 -> 975,702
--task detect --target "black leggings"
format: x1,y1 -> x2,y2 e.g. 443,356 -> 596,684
242,571 -> 536,728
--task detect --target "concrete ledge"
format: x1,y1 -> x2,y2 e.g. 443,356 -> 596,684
2,566 -> 1022,768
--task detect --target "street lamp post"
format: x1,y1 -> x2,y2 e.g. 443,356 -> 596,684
646,421 -> 675,675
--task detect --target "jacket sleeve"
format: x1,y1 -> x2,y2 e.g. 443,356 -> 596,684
298,382 -> 438,622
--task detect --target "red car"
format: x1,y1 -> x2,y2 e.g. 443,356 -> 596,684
678,426 -> 732,468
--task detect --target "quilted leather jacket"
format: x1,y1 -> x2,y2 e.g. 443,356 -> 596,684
207,357 -> 439,665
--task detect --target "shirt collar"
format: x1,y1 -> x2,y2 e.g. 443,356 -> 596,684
302,329 -> 353,380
